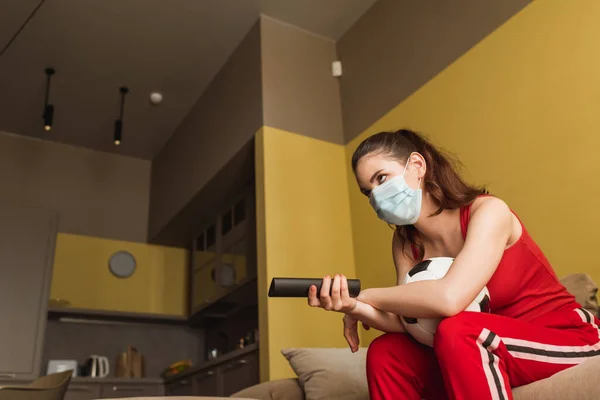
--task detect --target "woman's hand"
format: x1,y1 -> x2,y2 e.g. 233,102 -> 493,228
343,313 -> 360,352
343,314 -> 371,353
307,274 -> 357,313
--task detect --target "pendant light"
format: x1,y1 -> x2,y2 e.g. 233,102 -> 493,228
114,86 -> 129,146
43,67 -> 55,131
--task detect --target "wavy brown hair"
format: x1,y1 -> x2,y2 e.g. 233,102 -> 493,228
351,129 -> 487,262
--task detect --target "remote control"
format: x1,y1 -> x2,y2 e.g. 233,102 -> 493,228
268,277 -> 361,298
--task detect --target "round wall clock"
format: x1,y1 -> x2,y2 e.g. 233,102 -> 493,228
108,251 -> 137,278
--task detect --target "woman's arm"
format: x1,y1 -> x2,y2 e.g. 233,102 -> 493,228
347,300 -> 405,333
359,197 -> 514,318
309,274 -> 406,332
342,230 -> 413,333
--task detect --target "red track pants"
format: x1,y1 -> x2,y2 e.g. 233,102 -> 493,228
366,308 -> 600,400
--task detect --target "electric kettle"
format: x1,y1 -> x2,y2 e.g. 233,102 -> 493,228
85,355 -> 110,378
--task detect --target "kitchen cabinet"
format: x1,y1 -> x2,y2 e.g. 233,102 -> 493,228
165,377 -> 194,396
195,258 -> 218,306
63,381 -> 163,399
191,221 -> 221,314
101,382 -> 164,398
190,188 -> 257,317
165,345 -> 259,397
220,219 -> 249,287
0,203 -> 57,381
193,367 -> 220,396
219,191 -> 257,287
64,383 -> 102,400
220,351 -> 259,397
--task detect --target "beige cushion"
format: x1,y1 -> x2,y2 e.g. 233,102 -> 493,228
560,273 -> 599,316
232,378 -> 304,400
281,348 -> 368,400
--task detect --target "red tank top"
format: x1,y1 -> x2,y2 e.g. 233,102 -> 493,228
459,199 -> 579,321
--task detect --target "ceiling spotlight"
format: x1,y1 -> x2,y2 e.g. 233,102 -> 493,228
114,86 -> 129,146
43,67 -> 55,131
149,91 -> 163,105
114,120 -> 122,146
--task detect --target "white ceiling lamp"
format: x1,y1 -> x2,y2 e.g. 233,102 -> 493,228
149,91 -> 163,105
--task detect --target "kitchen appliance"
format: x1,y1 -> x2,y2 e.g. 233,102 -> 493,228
46,359 -> 78,376
82,355 -> 110,378
115,346 -> 144,378
207,348 -> 219,360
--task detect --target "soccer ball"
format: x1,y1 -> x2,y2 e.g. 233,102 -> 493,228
401,257 -> 490,347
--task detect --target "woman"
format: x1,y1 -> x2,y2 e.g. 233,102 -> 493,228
307,129 -> 600,400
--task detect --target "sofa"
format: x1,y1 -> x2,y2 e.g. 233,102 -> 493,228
232,273 -> 600,400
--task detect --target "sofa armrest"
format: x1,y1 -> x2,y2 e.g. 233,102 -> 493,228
513,356 -> 600,400
231,378 -> 304,400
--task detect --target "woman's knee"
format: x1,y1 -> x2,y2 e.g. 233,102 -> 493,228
433,311 -> 477,353
367,332 -> 423,371
367,331 -> 441,395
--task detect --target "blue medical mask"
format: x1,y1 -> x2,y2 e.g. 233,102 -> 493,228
369,159 -> 422,226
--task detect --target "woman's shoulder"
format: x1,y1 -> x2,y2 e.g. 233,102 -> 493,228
469,194 -> 512,219
468,195 -> 523,246
465,195 -> 515,233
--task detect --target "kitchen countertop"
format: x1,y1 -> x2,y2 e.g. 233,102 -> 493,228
71,377 -> 164,384
67,343 -> 259,385
164,342 -> 259,383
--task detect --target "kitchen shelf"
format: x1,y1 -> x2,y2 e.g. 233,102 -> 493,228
47,307 -> 189,326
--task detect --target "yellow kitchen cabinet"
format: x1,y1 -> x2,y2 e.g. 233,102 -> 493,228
50,233 -> 188,317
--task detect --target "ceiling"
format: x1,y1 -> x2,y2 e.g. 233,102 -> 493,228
0,0 -> 377,160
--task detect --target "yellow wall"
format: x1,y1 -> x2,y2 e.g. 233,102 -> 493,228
345,0 -> 600,345
50,233 -> 189,316
255,126 -> 357,381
